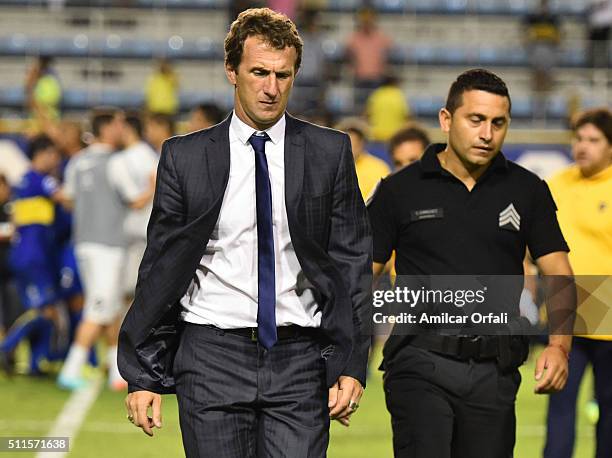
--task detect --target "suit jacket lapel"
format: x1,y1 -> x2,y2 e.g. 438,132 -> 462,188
204,114 -> 231,207
284,114 -> 305,225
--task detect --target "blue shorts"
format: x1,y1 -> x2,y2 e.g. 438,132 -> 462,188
13,265 -> 58,310
57,243 -> 83,300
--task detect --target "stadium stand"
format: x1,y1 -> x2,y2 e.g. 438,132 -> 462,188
0,0 -> 609,123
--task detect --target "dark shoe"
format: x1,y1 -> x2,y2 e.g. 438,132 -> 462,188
0,350 -> 15,377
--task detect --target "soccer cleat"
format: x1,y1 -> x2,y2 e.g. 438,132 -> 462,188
57,374 -> 88,391
0,350 -> 15,377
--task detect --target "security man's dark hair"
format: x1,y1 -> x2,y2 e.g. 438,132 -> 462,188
125,113 -> 143,139
389,126 -> 431,155
572,108 -> 612,145
91,107 -> 121,138
225,7 -> 303,72
28,134 -> 56,159
445,69 -> 512,115
195,103 -> 225,125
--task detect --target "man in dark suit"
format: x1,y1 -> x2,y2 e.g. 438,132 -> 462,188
119,8 -> 372,457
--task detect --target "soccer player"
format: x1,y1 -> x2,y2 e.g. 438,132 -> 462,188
58,109 -> 155,391
1,135 -> 65,375
108,113 -> 157,300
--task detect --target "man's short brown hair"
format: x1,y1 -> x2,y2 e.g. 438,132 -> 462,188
224,7 -> 303,72
389,125 -> 431,156
91,107 -> 122,138
572,108 -> 612,145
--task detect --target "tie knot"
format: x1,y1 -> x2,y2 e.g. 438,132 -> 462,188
249,132 -> 271,154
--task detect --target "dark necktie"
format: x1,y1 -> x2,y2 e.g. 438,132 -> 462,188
248,132 -> 277,349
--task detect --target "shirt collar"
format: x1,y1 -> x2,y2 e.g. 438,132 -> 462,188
420,143 -> 509,176
230,111 -> 286,146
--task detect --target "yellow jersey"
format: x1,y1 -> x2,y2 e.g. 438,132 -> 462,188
366,85 -> 409,142
548,164 -> 612,340
355,152 -> 391,202
145,72 -> 179,115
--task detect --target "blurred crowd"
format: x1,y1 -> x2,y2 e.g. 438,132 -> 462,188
0,103 -> 225,389
0,79 -> 430,387
14,0 -> 612,133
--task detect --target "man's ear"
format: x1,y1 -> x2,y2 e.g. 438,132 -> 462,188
439,108 -> 452,134
225,64 -> 237,86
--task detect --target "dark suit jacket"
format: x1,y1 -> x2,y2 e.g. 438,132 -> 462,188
118,113 -> 372,394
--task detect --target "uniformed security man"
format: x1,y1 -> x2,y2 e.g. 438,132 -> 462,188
368,69 -> 575,457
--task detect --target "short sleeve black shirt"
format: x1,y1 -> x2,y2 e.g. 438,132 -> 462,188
367,143 -> 569,276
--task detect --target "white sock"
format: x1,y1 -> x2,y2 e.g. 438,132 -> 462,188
107,346 -> 124,384
59,345 -> 88,379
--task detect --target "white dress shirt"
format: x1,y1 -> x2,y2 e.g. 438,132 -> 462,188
180,113 -> 321,328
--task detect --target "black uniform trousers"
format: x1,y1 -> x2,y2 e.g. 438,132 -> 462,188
174,323 -> 330,458
384,344 -> 520,458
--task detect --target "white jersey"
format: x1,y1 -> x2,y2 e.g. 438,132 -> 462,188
108,141 -> 158,241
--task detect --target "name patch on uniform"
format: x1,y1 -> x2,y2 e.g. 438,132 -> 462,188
411,208 -> 444,221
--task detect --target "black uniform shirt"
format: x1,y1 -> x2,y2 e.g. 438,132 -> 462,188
368,143 -> 569,276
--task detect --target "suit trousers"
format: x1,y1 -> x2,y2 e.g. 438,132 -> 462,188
383,345 -> 520,458
174,323 -> 330,458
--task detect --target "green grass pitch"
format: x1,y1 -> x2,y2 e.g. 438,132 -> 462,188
0,345 -> 595,457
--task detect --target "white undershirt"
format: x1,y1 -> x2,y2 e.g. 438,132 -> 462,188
180,113 -> 321,328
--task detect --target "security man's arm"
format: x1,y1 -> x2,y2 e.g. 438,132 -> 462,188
533,251 -> 575,394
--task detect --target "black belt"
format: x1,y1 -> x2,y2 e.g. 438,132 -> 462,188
210,325 -> 320,342
410,334 -> 501,361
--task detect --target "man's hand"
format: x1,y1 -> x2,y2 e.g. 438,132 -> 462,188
328,376 -> 364,427
125,390 -> 163,436
534,345 -> 569,394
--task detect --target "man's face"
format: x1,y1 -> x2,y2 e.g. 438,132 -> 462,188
40,146 -> 61,173
226,35 -> 297,131
358,10 -> 375,31
102,114 -> 126,149
392,140 -> 425,169
189,109 -> 213,132
145,120 -> 170,149
439,90 -> 510,169
572,123 -> 612,176
348,130 -> 365,160
122,123 -> 140,145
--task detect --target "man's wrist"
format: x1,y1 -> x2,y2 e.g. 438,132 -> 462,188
547,343 -> 570,360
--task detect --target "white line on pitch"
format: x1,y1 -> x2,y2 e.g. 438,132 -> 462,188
35,376 -> 104,458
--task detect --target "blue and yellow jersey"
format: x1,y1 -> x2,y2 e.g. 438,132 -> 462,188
10,170 -> 59,270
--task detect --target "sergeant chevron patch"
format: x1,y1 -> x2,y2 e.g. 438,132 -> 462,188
499,203 -> 520,232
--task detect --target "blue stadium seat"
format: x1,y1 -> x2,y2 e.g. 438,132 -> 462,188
548,94 -> 568,119
373,0 -> 405,14
510,97 -> 532,119
409,96 -> 445,117
0,86 -> 24,106
560,47 -> 587,67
